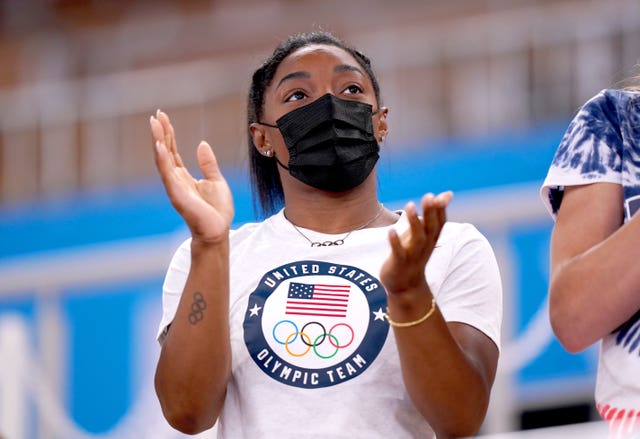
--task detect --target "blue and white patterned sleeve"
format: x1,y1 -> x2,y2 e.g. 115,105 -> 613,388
540,89 -> 624,218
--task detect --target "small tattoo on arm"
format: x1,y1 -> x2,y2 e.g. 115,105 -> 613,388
188,291 -> 207,325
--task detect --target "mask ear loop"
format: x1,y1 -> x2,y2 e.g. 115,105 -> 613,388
256,121 -> 289,167
256,121 -> 278,128
256,104 -> 380,168
255,120 -> 290,170
274,156 -> 289,170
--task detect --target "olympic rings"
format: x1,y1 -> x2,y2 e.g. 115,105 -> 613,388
285,332 -> 312,357
301,321 -> 326,346
272,319 -> 355,359
273,320 -> 298,345
188,292 -> 207,324
313,333 -> 339,359
329,323 -> 354,348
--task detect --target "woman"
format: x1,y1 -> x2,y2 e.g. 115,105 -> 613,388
150,31 -> 502,438
541,78 -> 640,436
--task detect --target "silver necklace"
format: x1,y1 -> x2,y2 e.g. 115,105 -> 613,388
288,203 -> 385,247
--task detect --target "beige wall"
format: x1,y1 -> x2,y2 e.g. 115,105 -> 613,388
0,0 -> 638,203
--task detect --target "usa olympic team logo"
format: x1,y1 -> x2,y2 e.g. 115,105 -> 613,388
243,260 -> 389,388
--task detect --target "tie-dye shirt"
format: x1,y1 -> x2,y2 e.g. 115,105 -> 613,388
541,89 -> 640,434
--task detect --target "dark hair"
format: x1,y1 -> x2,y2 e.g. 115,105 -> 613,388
247,31 -> 382,218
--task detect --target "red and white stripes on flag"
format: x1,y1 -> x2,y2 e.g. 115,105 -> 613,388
285,282 -> 350,317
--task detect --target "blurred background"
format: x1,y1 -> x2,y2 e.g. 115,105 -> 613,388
0,0 -> 638,437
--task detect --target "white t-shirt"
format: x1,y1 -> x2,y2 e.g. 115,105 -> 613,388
158,210 -> 502,438
541,89 -> 640,435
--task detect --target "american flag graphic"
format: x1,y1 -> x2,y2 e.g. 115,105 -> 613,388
285,282 -> 351,317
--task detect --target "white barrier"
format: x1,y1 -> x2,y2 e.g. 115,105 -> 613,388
0,182 -> 592,438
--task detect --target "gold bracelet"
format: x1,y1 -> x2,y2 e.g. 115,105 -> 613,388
385,297 -> 437,328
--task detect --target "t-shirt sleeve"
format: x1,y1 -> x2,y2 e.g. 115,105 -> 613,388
155,223 -> 258,344
540,89 -> 623,218
156,238 -> 192,344
435,224 -> 503,351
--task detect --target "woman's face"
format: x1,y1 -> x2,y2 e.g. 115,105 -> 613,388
251,44 -> 388,169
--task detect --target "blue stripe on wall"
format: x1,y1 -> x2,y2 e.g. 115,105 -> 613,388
0,122 -> 564,259
63,285 -> 135,433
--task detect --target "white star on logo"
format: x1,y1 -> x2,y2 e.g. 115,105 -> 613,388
373,307 -> 386,322
249,304 -> 262,317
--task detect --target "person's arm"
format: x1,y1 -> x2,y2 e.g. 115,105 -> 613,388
380,193 -> 499,439
150,111 -> 234,434
549,182 -> 640,353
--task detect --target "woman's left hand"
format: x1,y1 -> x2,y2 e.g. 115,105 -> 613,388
380,191 -> 453,295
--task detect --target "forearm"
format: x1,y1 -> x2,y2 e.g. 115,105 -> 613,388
550,214 -> 640,352
155,239 -> 231,434
387,288 -> 490,438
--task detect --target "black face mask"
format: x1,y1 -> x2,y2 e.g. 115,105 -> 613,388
261,93 -> 380,192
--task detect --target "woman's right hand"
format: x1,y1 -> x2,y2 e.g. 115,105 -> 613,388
150,110 -> 234,244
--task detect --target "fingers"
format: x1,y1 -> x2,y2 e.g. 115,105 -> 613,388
150,115 -> 165,143
197,141 -> 223,181
421,193 -> 439,237
435,191 -> 452,227
420,191 -> 452,212
154,138 -> 199,205
388,228 -> 406,261
421,191 -> 453,230
154,110 -> 185,167
434,191 -> 453,208
150,116 -> 177,171
153,140 -> 174,188
405,200 -> 425,247
385,192 -> 453,292
156,110 -> 174,150
393,191 -> 453,254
